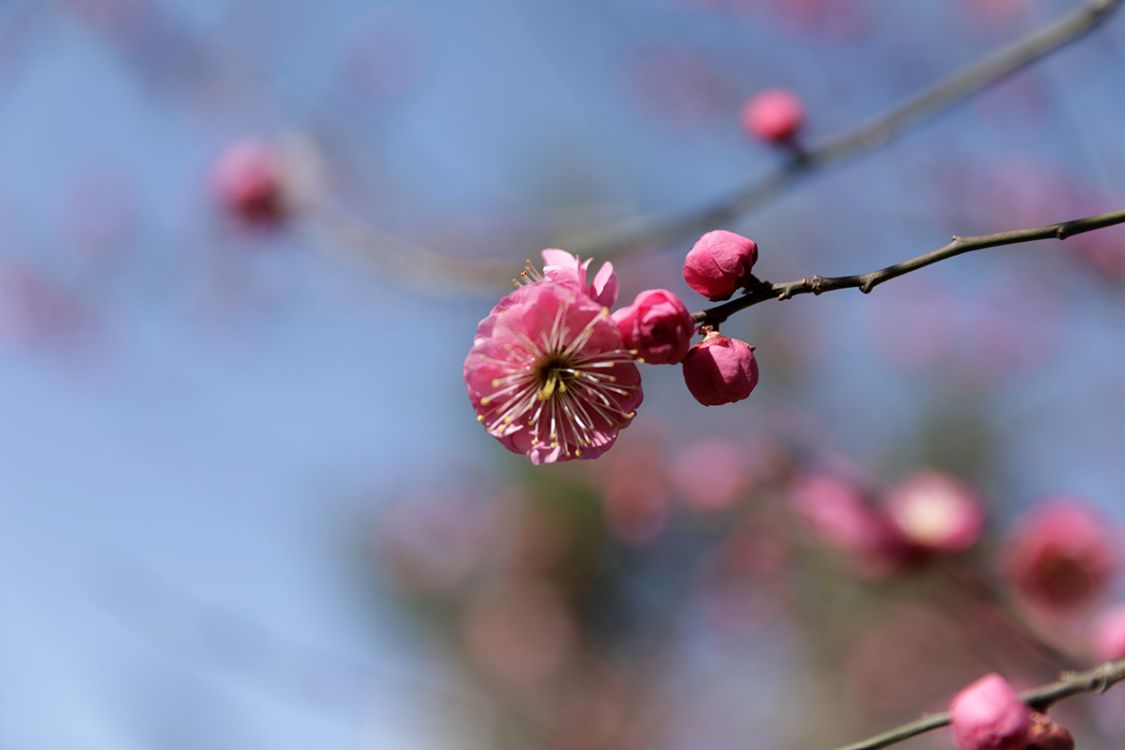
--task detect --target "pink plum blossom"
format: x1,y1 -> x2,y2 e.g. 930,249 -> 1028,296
1002,499 -> 1118,612
883,472 -> 984,554
949,673 -> 1031,750
789,473 -> 908,577
742,88 -> 804,143
540,248 -> 618,308
465,279 -> 642,464
612,288 -> 695,365
681,331 -> 759,406
683,230 -> 758,301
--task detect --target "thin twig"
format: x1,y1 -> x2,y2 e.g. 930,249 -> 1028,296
832,658 -> 1125,750
566,0 -> 1123,260
694,207 -> 1125,326
937,565 -> 1079,671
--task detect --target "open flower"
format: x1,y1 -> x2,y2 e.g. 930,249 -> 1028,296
465,279 -> 642,464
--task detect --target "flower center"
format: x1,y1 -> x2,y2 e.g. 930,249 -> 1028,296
535,354 -> 576,401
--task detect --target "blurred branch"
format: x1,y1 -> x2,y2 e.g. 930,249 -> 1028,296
566,0 -> 1123,260
939,566 -> 1079,671
831,658 -> 1125,750
694,206 -> 1125,326
301,203 -> 491,291
304,0 -> 1122,289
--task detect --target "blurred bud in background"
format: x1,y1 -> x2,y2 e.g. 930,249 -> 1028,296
1002,499 -> 1119,614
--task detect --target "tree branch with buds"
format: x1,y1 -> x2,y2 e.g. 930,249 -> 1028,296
832,658 -> 1125,750
304,1 -> 1123,287
569,0 -> 1123,261
694,207 -> 1125,327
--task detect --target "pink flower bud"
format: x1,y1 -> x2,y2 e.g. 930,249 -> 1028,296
1092,603 -> 1125,660
949,673 -> 1031,750
612,289 -> 695,365
682,230 -> 758,301
212,139 -> 288,225
883,472 -> 984,554
681,332 -> 758,406
1024,712 -> 1074,750
1001,499 -> 1118,612
742,88 -> 804,144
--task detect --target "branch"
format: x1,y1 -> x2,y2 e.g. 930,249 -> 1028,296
831,658 -> 1125,750
693,207 -> 1125,326
567,0 -> 1123,260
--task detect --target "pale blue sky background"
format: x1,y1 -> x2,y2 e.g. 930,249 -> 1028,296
2,0 -> 1125,747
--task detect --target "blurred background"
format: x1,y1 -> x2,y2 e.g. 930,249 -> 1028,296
2,0 -> 1125,748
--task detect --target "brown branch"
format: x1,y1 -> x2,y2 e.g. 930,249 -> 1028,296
831,658 -> 1125,750
567,0 -> 1123,261
693,207 -> 1125,326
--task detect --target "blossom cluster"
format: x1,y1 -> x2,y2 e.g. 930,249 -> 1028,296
784,466 -> 1125,749
790,472 -> 1125,665
790,470 -> 984,576
464,231 -> 766,464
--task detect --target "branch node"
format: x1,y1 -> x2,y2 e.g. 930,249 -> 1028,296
808,275 -> 827,294
1093,663 -> 1115,693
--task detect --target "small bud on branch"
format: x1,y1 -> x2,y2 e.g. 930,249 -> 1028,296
693,207 -> 1125,327
832,658 -> 1125,750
